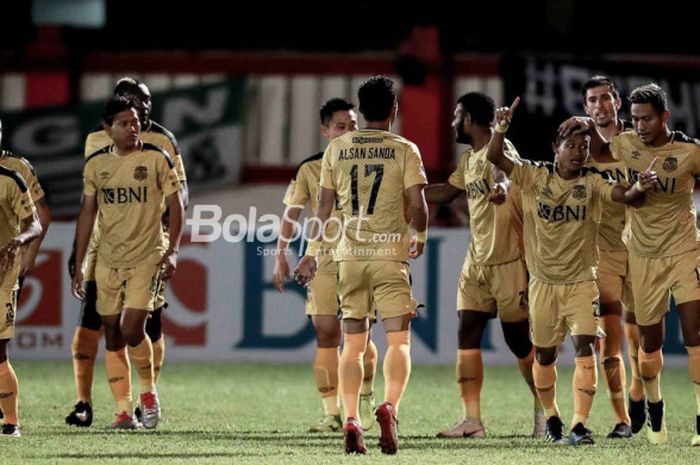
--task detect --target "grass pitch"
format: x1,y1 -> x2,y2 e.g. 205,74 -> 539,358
2,361 -> 698,464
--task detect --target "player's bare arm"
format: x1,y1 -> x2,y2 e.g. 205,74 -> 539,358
294,186 -> 336,286
20,196 -> 51,277
273,205 -> 303,292
485,97 -> 520,175
406,184 -> 428,259
159,190 -> 184,281
0,210 -> 42,273
71,194 -> 97,300
611,157 -> 658,204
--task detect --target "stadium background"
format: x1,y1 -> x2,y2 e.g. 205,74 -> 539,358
1,0 -> 698,366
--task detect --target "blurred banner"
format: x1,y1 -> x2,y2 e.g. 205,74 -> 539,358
1,79 -> 246,216
500,54 -> 700,160
14,223 -> 689,366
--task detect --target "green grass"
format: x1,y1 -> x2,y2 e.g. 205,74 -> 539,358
2,361 -> 698,464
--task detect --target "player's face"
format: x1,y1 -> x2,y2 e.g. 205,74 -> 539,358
631,103 -> 669,146
583,85 -> 620,128
106,108 -> 141,148
553,133 -> 590,172
451,103 -> 471,144
322,110 -> 358,141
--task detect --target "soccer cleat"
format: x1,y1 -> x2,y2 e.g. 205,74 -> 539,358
436,417 -> 486,438
646,399 -> 667,445
343,417 -> 366,454
533,409 -> 546,438
1,424 -> 20,437
110,411 -> 139,429
543,416 -> 566,444
629,397 -> 646,434
569,422 -> 595,445
65,401 -> 93,427
309,414 -> 342,433
375,402 -> 399,454
134,406 -> 142,423
693,416 -> 700,446
139,391 -> 161,429
607,422 -> 632,438
359,392 -> 376,431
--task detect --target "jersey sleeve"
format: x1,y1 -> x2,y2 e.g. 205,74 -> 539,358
283,165 -> 311,207
83,161 -> 97,197
319,146 -> 335,190
403,143 -> 428,189
159,155 -> 181,198
508,161 -> 538,190
11,178 -> 35,221
448,152 -> 467,190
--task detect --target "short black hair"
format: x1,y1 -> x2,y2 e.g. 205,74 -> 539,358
113,77 -> 150,99
358,76 -> 397,121
320,98 -> 355,126
629,83 -> 668,115
102,96 -> 136,125
581,75 -> 619,100
457,92 -> 495,127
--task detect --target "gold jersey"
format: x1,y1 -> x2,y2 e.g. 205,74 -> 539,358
0,166 -> 36,288
611,130 -> 700,257
448,139 -> 522,265
510,160 -> 616,283
82,143 -> 181,268
0,151 -> 45,202
320,129 -> 427,262
585,158 -> 628,252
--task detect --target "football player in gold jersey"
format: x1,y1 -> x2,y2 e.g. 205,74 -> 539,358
66,78 -> 187,427
0,159 -> 42,437
426,92 -> 543,438
562,83 -> 700,446
295,76 -> 428,454
71,97 -> 183,429
487,97 -> 656,445
273,98 -> 379,433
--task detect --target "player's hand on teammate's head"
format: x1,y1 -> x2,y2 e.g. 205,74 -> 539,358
294,255 -> 317,286
488,183 -> 507,205
558,116 -> 593,138
409,240 -> 425,259
495,97 -> 520,128
273,257 -> 290,292
71,270 -> 86,301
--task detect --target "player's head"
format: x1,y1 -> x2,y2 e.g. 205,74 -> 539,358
552,129 -> 590,173
114,77 -> 152,127
582,75 -> 621,129
629,83 -> 670,146
319,98 -> 358,141
102,96 -> 141,148
358,76 -> 398,123
453,92 -> 495,145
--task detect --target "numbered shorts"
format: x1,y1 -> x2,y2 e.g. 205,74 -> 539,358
627,249 -> 700,326
456,258 -> 529,323
337,260 -> 417,320
95,259 -> 161,316
596,249 -> 627,308
529,278 -> 602,348
0,285 -> 19,340
306,253 -> 339,316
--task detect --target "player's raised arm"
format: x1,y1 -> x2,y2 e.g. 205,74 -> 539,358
485,97 -> 520,175
611,157 -> 658,204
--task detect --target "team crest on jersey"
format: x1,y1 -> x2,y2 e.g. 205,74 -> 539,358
662,157 -> 678,172
99,171 -> 111,180
541,186 -> 553,198
134,166 -> 148,181
631,151 -> 642,160
572,185 -> 587,199
473,159 -> 485,174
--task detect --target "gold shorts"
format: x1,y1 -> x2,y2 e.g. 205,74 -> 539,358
0,285 -> 19,340
628,249 -> 700,326
337,260 -> 417,320
95,258 -> 161,316
621,261 -> 635,315
83,242 -> 98,282
306,253 -> 339,316
456,258 -> 528,323
597,249 -> 627,305
529,278 -> 601,348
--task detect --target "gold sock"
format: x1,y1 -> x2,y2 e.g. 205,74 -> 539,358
638,348 -> 663,403
71,327 -> 100,404
361,338 -> 378,396
313,347 -> 340,416
456,349 -> 483,420
128,337 -> 155,395
572,355 -> 597,427
533,360 -> 559,418
152,337 -> 165,386
105,348 -> 132,413
384,331 -> 411,416
339,332 -> 367,420
517,347 -> 542,410
624,322 -> 645,401
0,361 -> 19,425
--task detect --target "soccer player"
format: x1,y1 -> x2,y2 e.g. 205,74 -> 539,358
295,76 -> 428,455
561,83 -> 700,446
71,97 -> 183,429
273,98 -> 379,433
0,118 -> 51,295
0,161 -> 43,437
66,78 -> 188,427
578,76 -> 638,437
487,97 -> 656,445
425,92 -> 543,438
